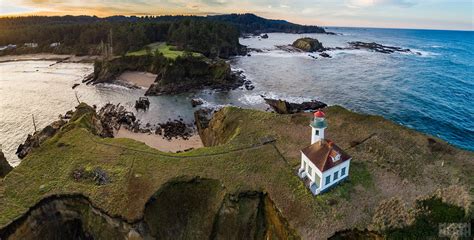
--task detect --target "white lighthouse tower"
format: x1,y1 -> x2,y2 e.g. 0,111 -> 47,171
310,110 -> 327,144
298,110 -> 352,195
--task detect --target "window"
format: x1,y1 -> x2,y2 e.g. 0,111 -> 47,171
308,166 -> 312,177
334,171 -> 339,180
341,167 -> 346,176
315,130 -> 319,136
303,161 -> 306,170
325,175 -> 331,185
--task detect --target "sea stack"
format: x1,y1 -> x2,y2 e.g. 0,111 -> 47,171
292,38 -> 324,52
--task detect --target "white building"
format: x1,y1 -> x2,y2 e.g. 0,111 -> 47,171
297,110 -> 351,195
0,44 -> 17,51
24,43 -> 38,48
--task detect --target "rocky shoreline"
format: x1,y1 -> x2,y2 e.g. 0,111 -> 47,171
15,103 -> 200,160
273,37 -> 422,57
1,102 -> 472,240
88,54 -> 254,95
263,97 -> 327,114
97,103 -> 198,141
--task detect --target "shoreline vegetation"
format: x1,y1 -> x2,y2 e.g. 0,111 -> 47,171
0,102 -> 472,239
0,13 -> 326,58
0,14 -> 326,95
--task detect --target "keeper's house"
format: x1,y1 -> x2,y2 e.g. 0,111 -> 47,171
297,110 -> 351,195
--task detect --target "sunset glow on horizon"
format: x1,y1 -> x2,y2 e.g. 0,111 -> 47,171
0,0 -> 472,30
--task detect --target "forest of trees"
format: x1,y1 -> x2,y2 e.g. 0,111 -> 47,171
0,14 -> 325,57
208,14 -> 326,34
0,16 -> 241,58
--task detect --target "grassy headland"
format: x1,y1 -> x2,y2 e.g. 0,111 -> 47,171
0,104 -> 471,239
125,42 -> 202,59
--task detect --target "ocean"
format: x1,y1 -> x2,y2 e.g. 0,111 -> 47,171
0,27 -> 473,165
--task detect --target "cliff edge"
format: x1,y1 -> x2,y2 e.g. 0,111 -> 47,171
0,104 -> 472,239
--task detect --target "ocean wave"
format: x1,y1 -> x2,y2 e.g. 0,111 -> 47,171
325,49 -> 371,57
249,50 -> 310,58
201,100 -> 232,109
399,48 -> 440,57
238,94 -> 266,105
238,92 -> 318,105
231,67 -> 245,72
95,82 -> 138,91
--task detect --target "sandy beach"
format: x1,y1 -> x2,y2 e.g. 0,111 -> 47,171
0,54 -> 99,63
118,71 -> 157,88
115,128 -> 203,152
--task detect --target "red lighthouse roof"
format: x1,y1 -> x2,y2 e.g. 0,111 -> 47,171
314,110 -> 325,118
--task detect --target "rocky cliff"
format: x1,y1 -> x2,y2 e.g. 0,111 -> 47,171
90,55 -> 244,95
0,104 -> 299,239
0,104 -> 472,239
0,150 -> 12,178
0,178 -> 297,240
145,56 -> 241,95
89,55 -> 160,84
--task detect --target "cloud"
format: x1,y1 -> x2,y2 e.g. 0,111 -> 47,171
347,0 -> 415,8
201,0 -> 229,6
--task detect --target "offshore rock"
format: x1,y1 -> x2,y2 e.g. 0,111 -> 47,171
347,41 -> 414,54
191,98 -> 204,108
292,38 -> 325,52
134,97 -> 150,111
263,98 -> 327,114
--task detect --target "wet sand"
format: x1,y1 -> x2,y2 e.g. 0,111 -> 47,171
115,128 -> 203,152
118,71 -> 157,88
0,54 -> 99,63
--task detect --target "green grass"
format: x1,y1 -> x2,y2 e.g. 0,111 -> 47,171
125,42 -> 202,59
386,197 -> 468,240
0,104 -> 472,239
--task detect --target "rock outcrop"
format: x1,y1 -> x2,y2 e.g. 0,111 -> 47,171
195,108 -> 219,146
0,178 -> 298,240
275,40 -> 421,56
145,57 -> 243,95
191,98 -> 204,107
89,54 -> 248,95
348,41 -> 415,54
263,98 -> 327,114
97,103 -> 137,137
292,38 -> 324,52
0,150 -> 12,178
16,119 -> 67,159
15,103 -> 126,159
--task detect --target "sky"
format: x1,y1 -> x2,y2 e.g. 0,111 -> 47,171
0,0 -> 472,30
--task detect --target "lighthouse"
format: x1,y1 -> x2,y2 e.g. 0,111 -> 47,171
310,110 -> 327,144
298,110 -> 352,195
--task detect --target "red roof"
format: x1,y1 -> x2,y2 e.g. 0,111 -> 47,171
301,139 -> 351,172
314,110 -> 325,118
